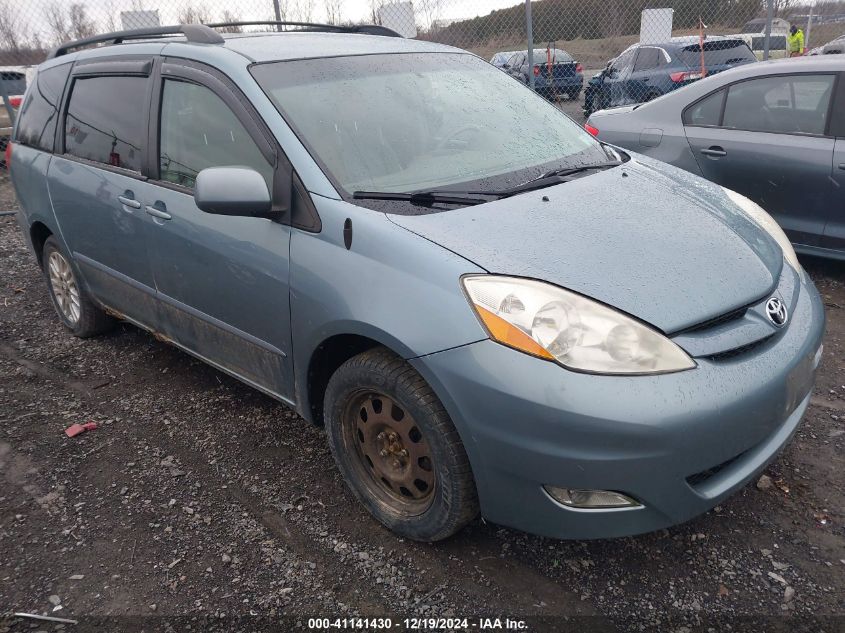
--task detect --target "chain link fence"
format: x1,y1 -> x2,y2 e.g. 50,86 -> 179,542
2,0 -> 845,171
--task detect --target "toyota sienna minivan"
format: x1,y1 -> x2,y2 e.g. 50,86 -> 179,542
8,22 -> 825,542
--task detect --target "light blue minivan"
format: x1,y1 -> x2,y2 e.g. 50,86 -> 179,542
9,22 -> 825,541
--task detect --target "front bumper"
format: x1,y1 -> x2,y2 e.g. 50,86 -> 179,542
411,273 -> 825,539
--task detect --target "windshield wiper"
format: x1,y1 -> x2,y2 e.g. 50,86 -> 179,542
353,190 -> 492,207
353,161 -> 625,208
537,160 -> 623,180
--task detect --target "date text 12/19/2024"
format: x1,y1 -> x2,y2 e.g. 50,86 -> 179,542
307,618 -> 528,630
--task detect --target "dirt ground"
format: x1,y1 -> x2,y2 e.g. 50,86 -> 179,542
0,171 -> 843,633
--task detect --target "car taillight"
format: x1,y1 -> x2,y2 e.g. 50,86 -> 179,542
670,71 -> 705,83
4,141 -> 12,170
575,63 -> 583,73
533,65 -> 540,76
9,96 -> 21,108
584,123 -> 599,137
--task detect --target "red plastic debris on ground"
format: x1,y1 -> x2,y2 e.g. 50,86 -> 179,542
64,422 -> 98,438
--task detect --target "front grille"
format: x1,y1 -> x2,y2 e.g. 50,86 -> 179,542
681,305 -> 748,334
686,450 -> 748,488
704,335 -> 773,361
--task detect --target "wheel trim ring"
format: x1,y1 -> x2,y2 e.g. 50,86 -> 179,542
48,251 -> 81,324
342,390 -> 436,516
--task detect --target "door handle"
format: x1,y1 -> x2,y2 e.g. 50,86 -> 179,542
117,195 -> 141,209
839,163 -> 845,170
145,205 -> 172,221
701,146 -> 727,157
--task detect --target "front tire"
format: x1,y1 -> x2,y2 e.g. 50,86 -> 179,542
324,348 -> 478,541
42,236 -> 114,338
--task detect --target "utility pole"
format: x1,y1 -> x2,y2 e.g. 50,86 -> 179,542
762,0 -> 774,61
806,3 -> 814,49
272,0 -> 282,31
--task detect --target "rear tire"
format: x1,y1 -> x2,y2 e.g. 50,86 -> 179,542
42,236 -> 114,338
324,348 -> 479,541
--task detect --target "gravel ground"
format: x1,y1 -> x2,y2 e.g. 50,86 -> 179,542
0,171 -> 843,633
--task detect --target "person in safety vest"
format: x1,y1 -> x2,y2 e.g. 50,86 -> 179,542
788,25 -> 805,57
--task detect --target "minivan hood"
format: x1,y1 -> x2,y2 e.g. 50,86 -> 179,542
388,158 -> 782,333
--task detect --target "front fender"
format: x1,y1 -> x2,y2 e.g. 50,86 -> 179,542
289,196 -> 488,416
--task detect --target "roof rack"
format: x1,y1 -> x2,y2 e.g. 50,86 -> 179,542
47,24 -> 224,59
46,20 -> 402,60
205,21 -> 402,38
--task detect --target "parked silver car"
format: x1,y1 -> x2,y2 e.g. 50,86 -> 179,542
586,57 -> 845,259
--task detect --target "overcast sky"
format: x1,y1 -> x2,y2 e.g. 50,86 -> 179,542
19,0 -> 522,43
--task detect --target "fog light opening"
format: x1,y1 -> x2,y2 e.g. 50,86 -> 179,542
544,486 -> 641,509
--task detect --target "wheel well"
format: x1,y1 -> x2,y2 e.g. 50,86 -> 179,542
30,222 -> 53,269
307,334 -> 382,425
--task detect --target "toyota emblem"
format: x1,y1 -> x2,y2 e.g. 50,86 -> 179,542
765,297 -> 788,327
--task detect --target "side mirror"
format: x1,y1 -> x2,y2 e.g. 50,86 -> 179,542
194,166 -> 272,217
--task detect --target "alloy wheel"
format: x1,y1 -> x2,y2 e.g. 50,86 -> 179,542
47,251 -> 81,324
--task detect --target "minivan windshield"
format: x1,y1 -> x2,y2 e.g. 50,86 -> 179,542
251,53 -> 607,195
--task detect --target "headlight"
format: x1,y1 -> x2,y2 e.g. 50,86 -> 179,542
462,276 -> 695,375
722,187 -> 801,272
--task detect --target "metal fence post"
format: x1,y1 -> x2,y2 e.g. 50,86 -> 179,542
272,0 -> 283,31
762,0 -> 774,61
806,4 -> 814,49
525,0 -> 535,91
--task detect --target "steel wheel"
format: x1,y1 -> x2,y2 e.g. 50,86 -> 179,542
343,390 -> 436,516
47,251 -> 81,325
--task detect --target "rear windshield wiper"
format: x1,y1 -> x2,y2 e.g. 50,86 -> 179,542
353,190 -> 492,207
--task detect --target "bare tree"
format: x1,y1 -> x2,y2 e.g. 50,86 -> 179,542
323,0 -> 343,24
177,5 -> 211,24
69,4 -> 96,40
218,10 -> 243,32
369,0 -> 386,23
417,0 -> 443,30
773,0 -> 796,17
101,0 -> 118,33
291,0 -> 316,22
0,0 -> 22,52
45,2 -> 72,45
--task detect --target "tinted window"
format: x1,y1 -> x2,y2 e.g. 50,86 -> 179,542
752,35 -> 787,51
547,49 -> 573,63
1,71 -> 26,95
159,80 -> 273,190
677,40 -> 756,67
64,76 -> 147,171
684,89 -> 725,126
723,74 -> 835,135
634,48 -> 661,71
15,64 -> 71,152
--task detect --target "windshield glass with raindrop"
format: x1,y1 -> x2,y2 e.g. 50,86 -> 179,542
251,53 -> 607,196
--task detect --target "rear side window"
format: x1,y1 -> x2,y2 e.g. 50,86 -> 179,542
633,48 -> 662,72
1,71 -> 26,96
64,76 -> 147,172
723,74 -> 835,135
14,64 -> 71,152
683,89 -> 725,126
158,80 -> 273,190
678,40 -> 756,67
752,35 -> 787,51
